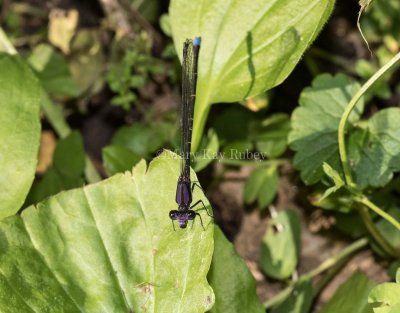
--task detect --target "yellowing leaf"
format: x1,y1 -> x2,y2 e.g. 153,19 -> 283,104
48,9 -> 79,54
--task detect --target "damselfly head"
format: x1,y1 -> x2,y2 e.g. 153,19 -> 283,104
169,210 -> 196,229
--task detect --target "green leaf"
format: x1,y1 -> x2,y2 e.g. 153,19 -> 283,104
349,108 -> 400,188
0,150 -> 214,312
193,128 -> 220,172
53,131 -> 86,178
261,209 -> 301,279
253,113 -> 291,158
288,73 -> 364,185
387,261 -> 400,281
376,207 -> 400,250
26,131 -> 86,205
334,212 -> 367,237
271,279 -> 313,313
112,124 -> 164,158
323,162 -> 345,188
69,30 -> 105,95
222,141 -> 253,159
319,162 -> 346,202
27,44 -> 80,98
369,283 -> 400,313
214,107 -> 254,143
208,226 -> 264,313
396,268 -> 400,284
160,14 -> 172,36
102,145 -> 141,176
169,0 -> 335,150
244,166 -> 278,210
320,271 -> 376,313
310,187 -> 354,213
0,54 -> 41,220
27,168 -> 84,205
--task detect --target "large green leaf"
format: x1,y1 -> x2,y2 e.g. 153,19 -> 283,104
320,271 -> 376,313
0,54 -> 41,220
288,73 -> 365,185
169,0 -> 335,150
208,226 -> 264,313
0,151 -> 215,312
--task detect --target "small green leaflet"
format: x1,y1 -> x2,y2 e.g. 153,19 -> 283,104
244,166 -> 278,211
261,209 -> 301,279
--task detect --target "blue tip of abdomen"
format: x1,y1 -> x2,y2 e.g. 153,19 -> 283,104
193,37 -> 201,46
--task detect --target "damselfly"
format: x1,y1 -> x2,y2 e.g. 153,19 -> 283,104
169,37 -> 212,230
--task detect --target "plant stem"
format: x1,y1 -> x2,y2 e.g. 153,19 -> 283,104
357,206 -> 397,257
264,238 -> 368,309
338,51 -> 400,187
356,196 -> 400,231
41,92 -> 71,138
304,238 -> 368,280
312,253 -> 350,297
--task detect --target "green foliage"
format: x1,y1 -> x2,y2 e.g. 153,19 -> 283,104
193,128 -> 220,172
318,163 -> 345,202
244,166 -> 278,210
27,44 -> 80,98
130,0 -> 160,23
376,207 -> 400,251
0,151 -> 214,312
0,54 -> 41,220
360,0 -> 400,44
289,73 -> 364,186
214,108 -> 290,164
111,124 -> 165,158
291,74 -> 400,189
169,0 -> 335,150
27,131 -> 86,204
261,210 -> 301,280
254,113 -> 291,158
320,272 -> 376,313
69,29 -> 105,97
106,36 -> 163,110
355,58 -> 392,100
208,227 -> 264,313
102,145 -> 141,176
368,281 -> 400,312
53,131 -> 86,177
271,279 -> 313,313
348,108 -> 400,188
